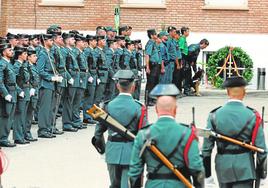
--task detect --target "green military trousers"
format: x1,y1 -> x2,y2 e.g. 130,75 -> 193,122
13,99 -> 29,141
0,101 -> 16,143
107,164 -> 129,188
38,88 -> 54,136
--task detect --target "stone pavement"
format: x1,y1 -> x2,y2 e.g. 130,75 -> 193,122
1,89 -> 268,188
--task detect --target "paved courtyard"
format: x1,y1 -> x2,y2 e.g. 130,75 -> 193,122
1,88 -> 268,188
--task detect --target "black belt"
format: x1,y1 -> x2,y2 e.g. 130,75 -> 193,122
217,148 -> 250,155
69,69 -> 79,72
108,136 -> 132,143
98,68 -> 108,71
147,173 -> 179,181
80,69 -> 88,72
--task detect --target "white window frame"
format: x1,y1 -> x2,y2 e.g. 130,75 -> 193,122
39,0 -> 84,7
203,0 -> 248,10
121,0 -> 166,9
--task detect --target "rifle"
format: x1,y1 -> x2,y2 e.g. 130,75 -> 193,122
87,105 -> 194,188
254,106 -> 266,188
197,128 -> 265,153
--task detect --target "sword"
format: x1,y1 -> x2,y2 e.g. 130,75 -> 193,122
196,128 -> 265,153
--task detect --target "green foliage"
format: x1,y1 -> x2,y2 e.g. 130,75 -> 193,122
207,46 -> 253,88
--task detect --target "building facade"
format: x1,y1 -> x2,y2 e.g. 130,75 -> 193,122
1,0 -> 267,88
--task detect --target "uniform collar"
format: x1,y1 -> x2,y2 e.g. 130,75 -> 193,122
97,46 -> 103,50
119,93 -> 132,97
159,115 -> 175,119
227,99 -> 243,103
2,57 -> 10,63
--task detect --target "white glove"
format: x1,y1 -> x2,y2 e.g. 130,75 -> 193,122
30,88 -> 35,96
19,91 -> 25,98
138,71 -> 142,77
4,94 -> 12,102
68,78 -> 74,85
51,76 -> 57,82
88,76 -> 94,83
260,178 -> 266,187
97,78 -> 101,85
205,176 -> 216,186
57,76 -> 63,83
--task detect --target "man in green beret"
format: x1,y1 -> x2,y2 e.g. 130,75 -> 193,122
93,69 -> 147,188
202,76 -> 267,188
128,84 -> 204,188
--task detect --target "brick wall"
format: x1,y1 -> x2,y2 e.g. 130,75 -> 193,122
1,0 -> 268,35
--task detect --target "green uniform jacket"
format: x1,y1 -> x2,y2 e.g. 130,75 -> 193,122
28,62 -> 39,103
50,44 -> 71,88
84,47 -> 98,86
0,58 -> 21,103
115,47 -> 124,70
104,47 -> 115,79
13,60 -> 30,101
128,116 -> 204,188
202,101 -> 267,183
166,37 -> 177,61
73,47 -> 88,89
94,93 -> 144,165
178,36 -> 188,56
36,47 -> 56,91
62,47 -> 80,88
94,47 -> 108,84
145,39 -> 161,64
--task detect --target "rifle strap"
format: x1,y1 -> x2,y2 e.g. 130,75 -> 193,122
138,105 -> 147,130
183,126 -> 198,167
152,127 -> 187,173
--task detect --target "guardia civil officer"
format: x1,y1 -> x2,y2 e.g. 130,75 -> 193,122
25,48 -> 39,142
202,76 -> 267,188
93,35 -> 108,105
144,29 -> 162,106
82,35 -> 98,125
93,70 -> 147,188
12,46 -> 30,144
128,84 -> 204,188
0,43 -> 22,147
37,34 -> 63,138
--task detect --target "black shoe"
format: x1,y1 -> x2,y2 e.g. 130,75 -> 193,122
63,127 -> 78,132
14,140 -> 30,145
52,129 -> 64,135
25,137 -> 38,142
73,125 -> 85,130
38,133 -> 54,138
0,141 -> 16,147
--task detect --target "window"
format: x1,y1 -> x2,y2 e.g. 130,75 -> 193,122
40,0 -> 84,7
121,0 -> 166,8
203,0 -> 248,10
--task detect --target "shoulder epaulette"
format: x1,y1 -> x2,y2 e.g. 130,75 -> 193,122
246,106 -> 256,112
134,99 -> 144,106
210,106 -> 222,113
140,123 -> 152,130
179,123 -> 191,129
